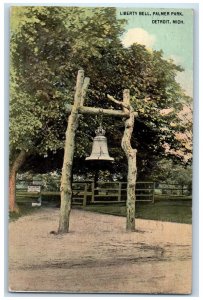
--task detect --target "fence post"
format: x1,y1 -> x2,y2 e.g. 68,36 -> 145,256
91,182 -> 95,203
82,183 -> 88,207
118,182 -> 122,202
152,182 -> 155,203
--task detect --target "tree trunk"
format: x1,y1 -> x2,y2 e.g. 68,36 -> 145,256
121,89 -> 137,231
9,149 -> 28,212
58,70 -> 89,234
106,90 -> 137,231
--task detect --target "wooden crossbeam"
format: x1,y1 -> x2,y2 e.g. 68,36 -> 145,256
65,104 -> 138,118
79,106 -> 129,117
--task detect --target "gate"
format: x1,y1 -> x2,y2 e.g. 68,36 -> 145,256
16,180 -> 190,206
72,181 -> 155,205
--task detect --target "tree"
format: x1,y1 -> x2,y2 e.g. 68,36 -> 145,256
73,44 -> 192,180
10,6 -> 192,212
9,7 -> 126,211
150,159 -> 192,186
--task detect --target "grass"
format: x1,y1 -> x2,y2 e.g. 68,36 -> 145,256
9,204 -> 41,222
77,199 -> 192,224
10,198 -> 192,224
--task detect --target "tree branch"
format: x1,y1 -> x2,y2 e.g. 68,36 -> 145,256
107,94 -> 130,110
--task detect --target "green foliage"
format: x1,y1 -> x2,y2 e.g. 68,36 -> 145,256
10,7 -> 125,164
10,6 -> 192,178
146,159 -> 192,186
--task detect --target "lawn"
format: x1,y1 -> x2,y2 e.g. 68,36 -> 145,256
78,199 -> 192,224
10,198 -> 192,224
9,205 -> 41,222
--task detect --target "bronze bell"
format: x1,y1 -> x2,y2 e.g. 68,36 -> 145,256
86,126 -> 114,161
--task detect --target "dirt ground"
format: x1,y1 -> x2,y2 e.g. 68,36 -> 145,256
9,207 -> 192,294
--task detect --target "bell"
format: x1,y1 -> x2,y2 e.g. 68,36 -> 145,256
86,126 -> 114,161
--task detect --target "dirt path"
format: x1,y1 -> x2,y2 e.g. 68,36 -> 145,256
9,208 -> 192,294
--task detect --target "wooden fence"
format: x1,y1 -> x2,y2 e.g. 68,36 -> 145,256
88,181 -> 155,204
154,183 -> 190,197
16,180 -> 191,206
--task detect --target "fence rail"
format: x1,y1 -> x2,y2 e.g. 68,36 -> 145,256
16,180 -> 192,206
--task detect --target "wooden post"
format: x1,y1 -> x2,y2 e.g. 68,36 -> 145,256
83,183 -> 88,207
152,182 -> 155,204
58,70 -> 89,234
122,90 -> 137,231
107,91 -> 137,231
118,182 -> 122,202
91,182 -> 95,203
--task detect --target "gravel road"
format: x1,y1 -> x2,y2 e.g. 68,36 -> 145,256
9,207 -> 192,294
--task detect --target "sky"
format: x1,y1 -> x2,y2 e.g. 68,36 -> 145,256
116,8 -> 193,97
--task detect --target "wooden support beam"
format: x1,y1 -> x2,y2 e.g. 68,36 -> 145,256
65,104 -> 137,118
121,89 -> 137,231
79,106 -> 130,117
108,91 -> 137,231
81,77 -> 90,106
58,70 -> 90,234
107,94 -> 130,110
58,70 -> 138,234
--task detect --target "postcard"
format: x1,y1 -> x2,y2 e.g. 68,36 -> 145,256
9,6 -> 193,294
